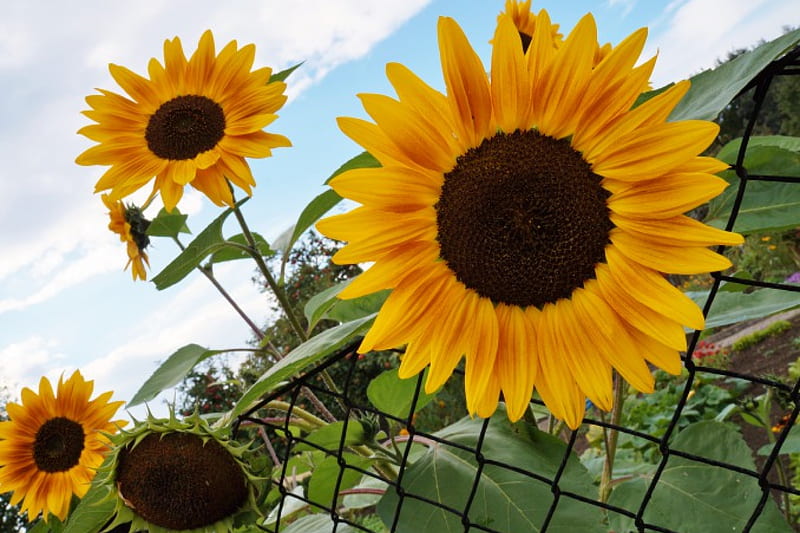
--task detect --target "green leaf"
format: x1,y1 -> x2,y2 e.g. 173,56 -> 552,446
273,152 -> 380,281
294,421 -> 366,452
687,289 -> 800,329
128,344 -> 224,407
758,423 -> 800,455
307,454 -> 374,508
269,62 -> 303,83
669,28 -> 800,121
62,483 -> 115,533
151,199 -> 247,290
304,280 -> 351,332
232,314 -> 376,417
325,290 -> 389,324
145,207 -> 190,237
304,280 -> 390,332
704,143 -> 800,234
377,409 -> 604,533
608,421 -> 792,533
278,514 -> 356,533
209,232 -> 273,264
716,135 -> 800,164
367,368 -> 437,418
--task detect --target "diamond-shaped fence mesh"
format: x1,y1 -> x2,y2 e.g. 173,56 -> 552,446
234,46 -> 800,533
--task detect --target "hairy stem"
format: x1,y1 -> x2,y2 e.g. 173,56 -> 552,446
600,373 -> 626,503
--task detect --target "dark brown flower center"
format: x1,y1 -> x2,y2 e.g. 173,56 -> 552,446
116,432 -> 247,530
518,31 -> 532,53
123,205 -> 150,252
33,417 -> 85,473
145,95 -> 226,160
435,130 -> 613,308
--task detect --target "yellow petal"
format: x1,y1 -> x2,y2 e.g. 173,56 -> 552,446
330,166 -> 442,212
610,228 -> 733,274
491,15 -> 531,133
495,303 -> 537,420
610,213 -> 744,247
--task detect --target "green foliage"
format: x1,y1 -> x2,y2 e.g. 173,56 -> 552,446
609,421 -> 792,533
177,363 -> 242,417
687,288 -> 800,329
128,344 -> 226,407
617,372 -> 747,462
669,26 -> 800,122
377,410 -> 604,533
731,320 -> 792,351
145,206 -> 190,238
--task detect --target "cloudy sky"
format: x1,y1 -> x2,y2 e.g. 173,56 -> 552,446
0,0 -> 796,415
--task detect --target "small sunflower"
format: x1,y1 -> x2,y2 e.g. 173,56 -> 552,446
77,30 -> 291,212
0,371 -> 125,522
103,194 -> 150,281
99,411 -> 262,533
317,13 -> 743,429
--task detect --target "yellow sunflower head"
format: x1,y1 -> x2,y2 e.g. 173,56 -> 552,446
77,30 -> 292,212
317,12 -> 743,429
498,0 -> 563,51
97,411 -> 262,533
102,194 -> 150,281
0,371 -> 125,522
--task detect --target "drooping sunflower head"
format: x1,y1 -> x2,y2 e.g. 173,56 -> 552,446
102,194 -> 150,281
77,30 -> 292,212
0,371 -> 125,522
317,12 -> 743,429
98,411 -> 261,533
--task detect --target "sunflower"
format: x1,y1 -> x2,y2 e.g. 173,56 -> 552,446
98,411 -> 262,533
316,13 -> 743,429
76,30 -> 291,212
0,371 -> 125,522
103,194 -> 150,281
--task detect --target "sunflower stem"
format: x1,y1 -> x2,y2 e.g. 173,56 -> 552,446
171,236 -> 265,341
599,373 -> 626,503
228,189 -> 346,410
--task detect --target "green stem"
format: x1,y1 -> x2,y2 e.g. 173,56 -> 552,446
227,192 -> 344,414
229,199 -> 307,343
600,373 -> 626,503
171,236 -> 264,341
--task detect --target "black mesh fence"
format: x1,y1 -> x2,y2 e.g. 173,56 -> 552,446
234,46 -> 800,533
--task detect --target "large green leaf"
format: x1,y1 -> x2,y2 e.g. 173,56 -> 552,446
278,514 -> 356,533
303,280 -> 352,331
716,135 -> 800,164
669,28 -> 800,121
209,232 -> 272,263
273,152 -> 380,282
145,206 -> 190,238
608,421 -> 792,533
687,289 -> 800,329
269,62 -> 303,83
304,279 -> 389,332
759,423 -> 800,455
232,314 -> 376,417
307,454 -> 375,508
377,411 -> 604,533
62,482 -> 114,533
293,421 -> 366,452
151,199 -> 247,290
127,344 -> 224,407
367,368 -> 437,419
705,140 -> 800,234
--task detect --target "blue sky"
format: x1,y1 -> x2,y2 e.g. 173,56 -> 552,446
0,0 -> 796,414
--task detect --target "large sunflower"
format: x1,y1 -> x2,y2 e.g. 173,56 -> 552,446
103,194 -> 150,281
0,371 -> 125,522
317,12 -> 743,429
76,30 -> 291,212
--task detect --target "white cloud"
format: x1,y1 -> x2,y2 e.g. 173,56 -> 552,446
607,0 -> 638,17
0,337 -> 68,391
0,0 -> 430,313
647,0 -> 797,86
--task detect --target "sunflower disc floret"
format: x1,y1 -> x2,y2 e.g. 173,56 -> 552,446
316,5 -> 744,429
98,411 -> 261,533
